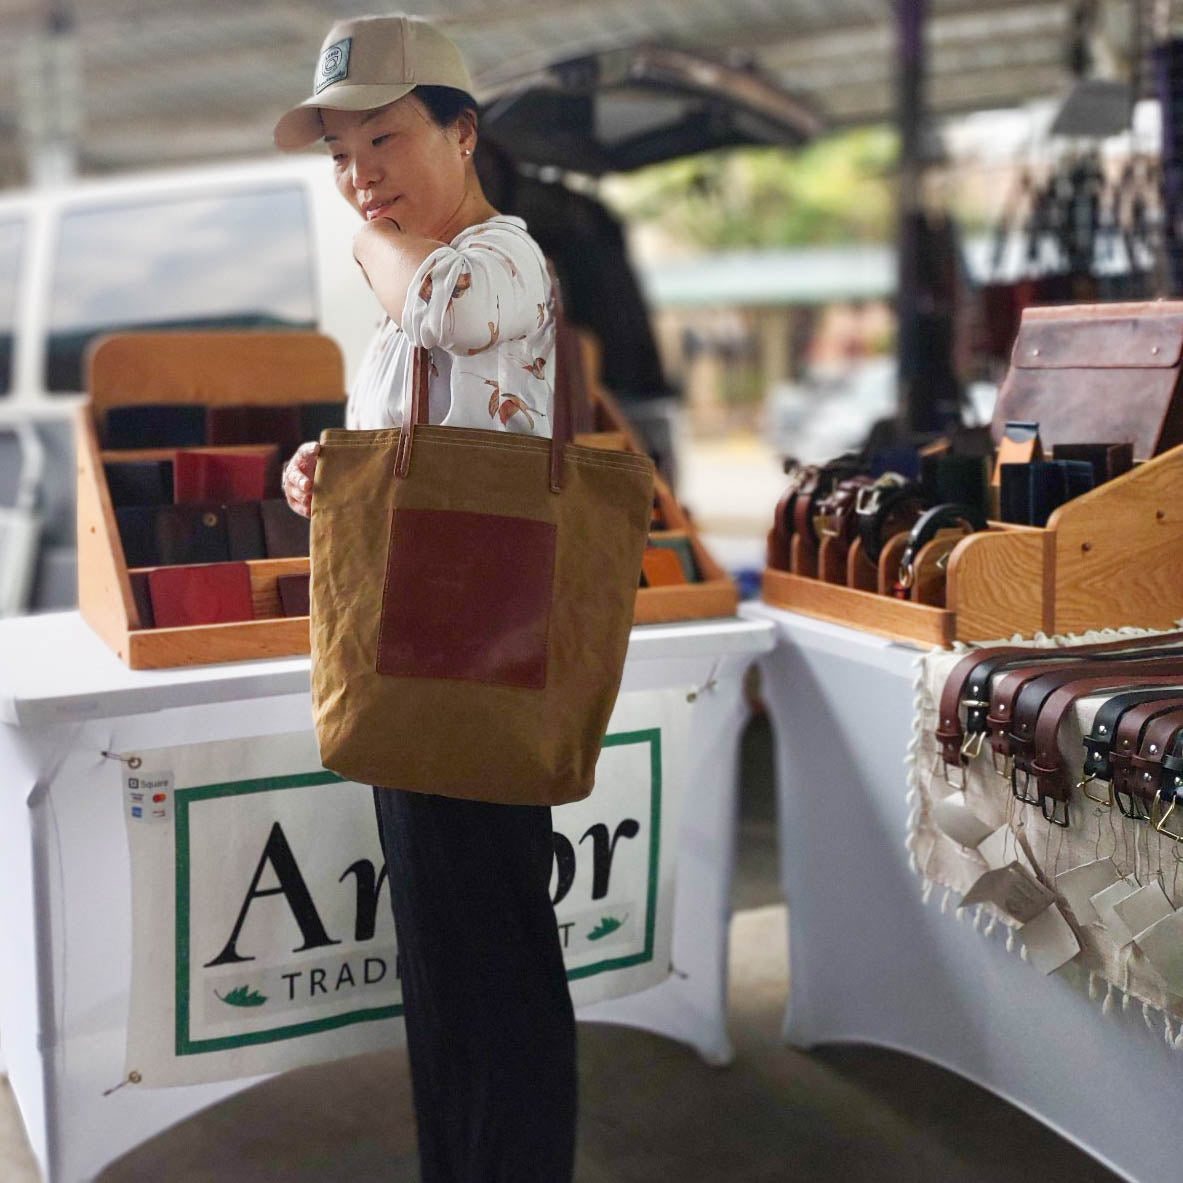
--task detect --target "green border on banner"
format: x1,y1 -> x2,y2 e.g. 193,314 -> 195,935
174,730 -> 662,1056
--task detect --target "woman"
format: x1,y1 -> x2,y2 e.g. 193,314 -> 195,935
275,15 -> 576,1182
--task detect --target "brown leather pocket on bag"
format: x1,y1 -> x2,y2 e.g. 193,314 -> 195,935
376,507 -> 556,689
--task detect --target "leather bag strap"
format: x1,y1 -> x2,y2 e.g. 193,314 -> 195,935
395,268 -> 577,493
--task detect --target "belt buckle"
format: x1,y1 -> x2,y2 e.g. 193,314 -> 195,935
1155,788 -> 1183,841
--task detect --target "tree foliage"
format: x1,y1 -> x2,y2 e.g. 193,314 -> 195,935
606,127 -> 898,250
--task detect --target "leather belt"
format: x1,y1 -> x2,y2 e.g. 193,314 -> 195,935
936,632 -> 1183,775
895,503 -> 986,596
855,475 -> 925,565
1129,709 -> 1183,810
792,455 -> 865,551
1021,677 -> 1183,825
1109,698 -> 1183,818
1081,688 -> 1183,783
813,475 -> 875,545
768,464 -> 816,571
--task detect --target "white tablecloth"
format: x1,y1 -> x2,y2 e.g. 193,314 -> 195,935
744,600 -> 1180,1183
0,611 -> 772,1183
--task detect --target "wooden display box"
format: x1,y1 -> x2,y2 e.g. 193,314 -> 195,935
80,331 -> 737,670
762,443 -> 1183,646
78,331 -> 343,669
579,368 -> 739,626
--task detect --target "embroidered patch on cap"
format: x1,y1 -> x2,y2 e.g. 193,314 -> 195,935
314,37 -> 351,94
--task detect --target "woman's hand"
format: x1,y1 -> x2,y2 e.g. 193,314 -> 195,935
283,441 -> 320,518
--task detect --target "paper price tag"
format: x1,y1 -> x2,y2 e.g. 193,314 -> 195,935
125,769 -> 174,825
1089,875 -> 1141,945
931,793 -> 994,850
1019,904 -> 1080,974
1112,882 -> 1174,948
977,825 -> 1038,877
1055,858 -> 1120,926
1134,910 -> 1183,994
960,862 -> 1055,924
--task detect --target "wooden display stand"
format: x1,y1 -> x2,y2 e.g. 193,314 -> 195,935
77,332 -> 341,669
762,443 -> 1183,646
576,334 -> 740,626
79,331 -> 738,670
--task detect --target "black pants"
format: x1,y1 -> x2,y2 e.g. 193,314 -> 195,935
371,785 -> 577,1183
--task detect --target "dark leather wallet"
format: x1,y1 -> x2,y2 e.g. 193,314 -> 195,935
224,502 -> 267,561
277,573 -> 311,617
115,506 -> 161,568
299,401 -> 348,441
103,404 -> 206,449
1051,442 -> 1134,485
155,503 -> 232,565
260,498 -> 311,557
1001,459 -> 1095,526
206,405 -> 304,452
104,460 -> 174,507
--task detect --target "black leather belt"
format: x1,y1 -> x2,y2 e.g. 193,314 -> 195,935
854,474 -> 925,564
895,503 -> 986,595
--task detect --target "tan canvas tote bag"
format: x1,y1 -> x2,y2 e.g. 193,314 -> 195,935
309,324 -> 655,805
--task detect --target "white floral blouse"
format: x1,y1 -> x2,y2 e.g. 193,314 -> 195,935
346,214 -> 555,439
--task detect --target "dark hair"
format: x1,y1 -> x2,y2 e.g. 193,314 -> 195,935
414,85 -> 479,129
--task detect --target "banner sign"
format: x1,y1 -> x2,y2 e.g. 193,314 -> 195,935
122,689 -> 689,1086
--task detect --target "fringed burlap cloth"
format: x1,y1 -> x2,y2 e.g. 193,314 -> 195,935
909,624 -> 1183,1048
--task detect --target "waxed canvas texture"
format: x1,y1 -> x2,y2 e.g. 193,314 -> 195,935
309,425 -> 654,804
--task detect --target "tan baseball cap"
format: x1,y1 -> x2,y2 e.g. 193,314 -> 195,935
274,14 -> 474,151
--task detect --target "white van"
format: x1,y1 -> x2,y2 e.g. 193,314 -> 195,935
0,156 -> 380,610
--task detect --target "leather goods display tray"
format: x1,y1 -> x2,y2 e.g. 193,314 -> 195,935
78,331 -> 344,669
79,331 -> 737,670
762,442 -> 1183,647
576,370 -> 738,626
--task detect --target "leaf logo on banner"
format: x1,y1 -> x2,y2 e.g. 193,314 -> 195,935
215,985 -> 268,1008
587,914 -> 628,941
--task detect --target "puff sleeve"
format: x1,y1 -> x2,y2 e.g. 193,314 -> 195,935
401,221 -> 550,356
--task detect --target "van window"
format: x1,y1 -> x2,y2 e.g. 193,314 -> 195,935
0,218 -> 24,396
46,185 -> 317,392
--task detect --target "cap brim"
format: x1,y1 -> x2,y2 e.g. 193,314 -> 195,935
273,82 -> 417,151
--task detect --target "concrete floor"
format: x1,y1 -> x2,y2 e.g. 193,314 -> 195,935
1,712 -> 1120,1182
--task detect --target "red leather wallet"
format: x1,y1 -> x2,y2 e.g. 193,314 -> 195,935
174,450 -> 269,503
148,563 -> 254,628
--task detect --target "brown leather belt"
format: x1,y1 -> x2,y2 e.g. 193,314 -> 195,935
767,465 -> 815,571
1020,677 -> 1183,824
1109,698 -> 1183,818
935,631 -> 1183,771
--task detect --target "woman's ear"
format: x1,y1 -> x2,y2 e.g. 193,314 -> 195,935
456,109 -> 479,158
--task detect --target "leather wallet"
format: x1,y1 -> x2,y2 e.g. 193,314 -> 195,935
155,503 -> 232,565
991,421 -> 1043,487
648,535 -> 700,582
129,571 -> 155,628
206,405 -> 303,452
115,506 -> 162,568
1000,459 -> 1096,526
299,401 -> 348,441
260,498 -> 311,557
641,547 -> 688,587
921,454 -> 989,518
224,501 -> 268,561
277,573 -> 311,617
174,450 -> 269,503
104,460 -> 174,507
1051,442 -> 1134,485
148,562 -> 254,628
103,404 -> 206,449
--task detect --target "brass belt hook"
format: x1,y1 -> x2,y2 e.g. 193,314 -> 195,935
1155,791 -> 1183,842
960,730 -> 986,761
1078,773 -> 1113,808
